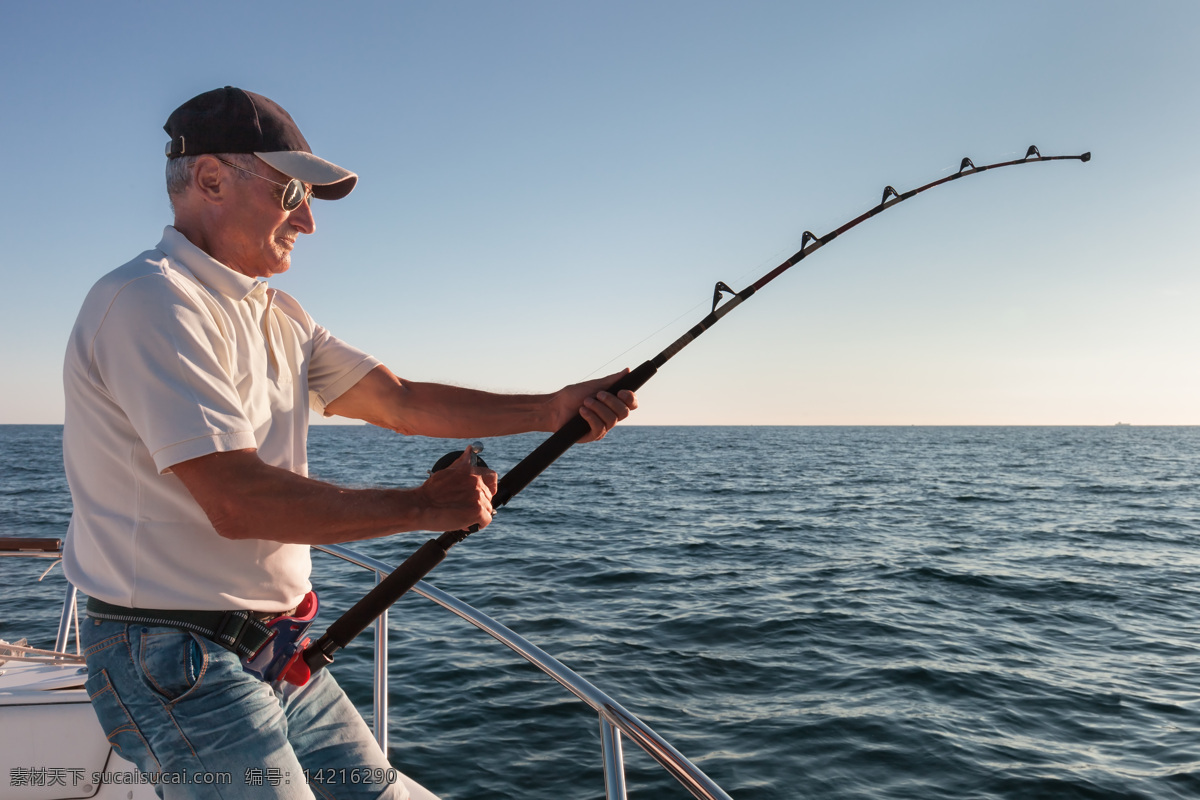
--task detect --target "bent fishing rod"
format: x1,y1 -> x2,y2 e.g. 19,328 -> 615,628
266,145 -> 1091,686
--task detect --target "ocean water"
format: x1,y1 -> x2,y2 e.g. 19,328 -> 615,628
2,424 -> 1199,799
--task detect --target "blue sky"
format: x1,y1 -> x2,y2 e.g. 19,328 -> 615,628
1,1 -> 1196,425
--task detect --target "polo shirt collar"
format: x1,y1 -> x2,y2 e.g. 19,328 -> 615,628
158,226 -> 267,302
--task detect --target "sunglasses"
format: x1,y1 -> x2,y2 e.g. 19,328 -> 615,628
215,157 -> 314,212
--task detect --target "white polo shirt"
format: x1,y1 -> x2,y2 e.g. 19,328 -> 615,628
62,226 -> 380,611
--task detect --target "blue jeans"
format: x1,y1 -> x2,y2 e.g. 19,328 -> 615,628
82,616 -> 409,800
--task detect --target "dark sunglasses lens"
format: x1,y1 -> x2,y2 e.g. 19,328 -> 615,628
282,179 -> 306,211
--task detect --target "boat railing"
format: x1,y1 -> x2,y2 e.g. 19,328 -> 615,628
4,538 -> 732,800
312,543 -> 731,800
0,537 -> 80,660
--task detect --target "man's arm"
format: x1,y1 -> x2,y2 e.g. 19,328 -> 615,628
171,446 -> 497,544
173,367 -> 636,546
323,365 -> 637,441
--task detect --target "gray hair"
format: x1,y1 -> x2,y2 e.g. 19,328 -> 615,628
165,152 -> 257,211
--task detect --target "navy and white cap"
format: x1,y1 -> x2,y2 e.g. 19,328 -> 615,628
164,86 -> 357,201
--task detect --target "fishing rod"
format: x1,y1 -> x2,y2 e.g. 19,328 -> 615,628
263,145 -> 1091,686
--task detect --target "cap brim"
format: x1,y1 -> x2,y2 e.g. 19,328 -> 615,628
255,150 -> 357,200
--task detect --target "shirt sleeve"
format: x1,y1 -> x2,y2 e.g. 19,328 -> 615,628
306,323 -> 382,415
89,273 -> 257,473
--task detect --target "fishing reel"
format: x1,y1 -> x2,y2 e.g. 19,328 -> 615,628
429,441 -> 488,474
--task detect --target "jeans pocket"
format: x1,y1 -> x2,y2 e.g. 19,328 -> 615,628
85,667 -> 162,773
135,627 -> 204,703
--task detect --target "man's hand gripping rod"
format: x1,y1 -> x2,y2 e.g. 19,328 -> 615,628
277,146 -> 1090,687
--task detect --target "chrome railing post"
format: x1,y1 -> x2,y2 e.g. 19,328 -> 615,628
374,568 -> 389,753
54,584 -> 77,659
599,715 -> 628,800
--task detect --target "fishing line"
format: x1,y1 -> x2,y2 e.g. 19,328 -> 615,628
265,145 -> 1092,686
582,305 -> 699,382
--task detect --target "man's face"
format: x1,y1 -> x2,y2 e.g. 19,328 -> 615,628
218,159 -> 315,279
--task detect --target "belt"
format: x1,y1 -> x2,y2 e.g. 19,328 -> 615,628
85,598 -> 276,659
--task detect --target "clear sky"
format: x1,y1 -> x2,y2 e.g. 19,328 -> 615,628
1,1 -> 1196,425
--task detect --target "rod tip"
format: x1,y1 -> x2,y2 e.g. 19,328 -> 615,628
1080,152 -> 1091,162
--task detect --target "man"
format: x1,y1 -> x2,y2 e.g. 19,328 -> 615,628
62,86 -> 636,799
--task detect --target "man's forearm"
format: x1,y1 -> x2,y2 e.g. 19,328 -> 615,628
201,464 -> 420,544
171,449 -> 495,544
376,379 -> 558,438
325,365 -> 636,444
324,366 -> 559,438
